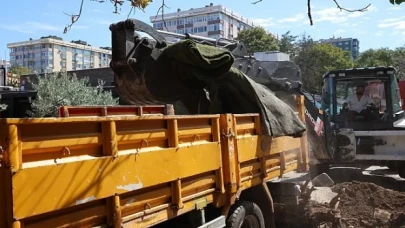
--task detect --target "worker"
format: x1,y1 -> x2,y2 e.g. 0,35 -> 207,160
343,85 -> 374,125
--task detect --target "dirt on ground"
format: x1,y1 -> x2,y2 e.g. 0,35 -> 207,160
275,181 -> 405,228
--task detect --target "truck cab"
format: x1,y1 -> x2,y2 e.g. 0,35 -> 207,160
318,67 -> 405,177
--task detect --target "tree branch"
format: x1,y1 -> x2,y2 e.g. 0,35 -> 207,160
307,0 -> 313,26
252,0 -> 263,4
252,0 -> 371,26
63,0 -> 85,34
332,0 -> 371,12
152,0 -> 170,31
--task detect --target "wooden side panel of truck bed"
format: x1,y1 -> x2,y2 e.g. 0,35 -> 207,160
0,96 -> 308,228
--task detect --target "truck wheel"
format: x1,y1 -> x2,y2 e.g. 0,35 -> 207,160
226,201 -> 265,228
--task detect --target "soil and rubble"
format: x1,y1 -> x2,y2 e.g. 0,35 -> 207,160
275,179 -> 405,228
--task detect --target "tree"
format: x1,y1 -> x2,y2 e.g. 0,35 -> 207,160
278,31 -> 299,60
9,66 -> 32,76
354,48 -> 395,68
28,72 -> 119,117
295,41 -> 354,92
236,26 -> 279,54
393,46 -> 405,79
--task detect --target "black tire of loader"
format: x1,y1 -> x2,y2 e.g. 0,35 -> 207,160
226,201 -> 265,228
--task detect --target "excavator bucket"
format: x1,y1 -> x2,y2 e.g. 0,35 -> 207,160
109,19 -> 306,106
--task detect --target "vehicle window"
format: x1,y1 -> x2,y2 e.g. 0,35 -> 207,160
321,78 -> 333,114
390,77 -> 402,113
336,79 -> 387,113
365,82 -> 386,113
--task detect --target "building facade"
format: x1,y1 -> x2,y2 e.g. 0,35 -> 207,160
7,36 -> 112,73
0,59 -> 11,71
318,37 -> 360,59
150,3 -> 253,40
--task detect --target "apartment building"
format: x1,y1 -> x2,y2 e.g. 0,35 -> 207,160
7,36 -> 112,73
149,3 -> 253,40
0,59 -> 11,71
318,37 -> 360,60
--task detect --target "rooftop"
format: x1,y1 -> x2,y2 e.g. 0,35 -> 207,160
319,37 -> 359,43
150,3 -> 253,26
7,36 -> 112,54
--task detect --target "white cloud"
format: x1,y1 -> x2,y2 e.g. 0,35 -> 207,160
277,14 -> 305,23
25,22 -> 59,31
250,18 -> 275,27
386,6 -> 402,11
334,29 -> 345,34
375,31 -> 384,36
0,22 -> 60,33
251,4 -> 377,29
378,16 -> 405,40
378,17 -> 405,29
311,5 -> 377,24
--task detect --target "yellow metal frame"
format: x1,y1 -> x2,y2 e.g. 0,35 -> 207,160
0,96 -> 308,228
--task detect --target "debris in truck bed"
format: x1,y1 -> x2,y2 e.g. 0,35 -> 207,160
156,39 -> 306,137
275,181 -> 405,228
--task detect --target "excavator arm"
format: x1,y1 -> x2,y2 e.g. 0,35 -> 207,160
109,19 -> 333,161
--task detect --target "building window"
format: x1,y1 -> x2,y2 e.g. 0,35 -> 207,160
208,24 -> 221,31
208,13 -> 221,21
177,18 -> 184,25
154,22 -> 163,29
185,17 -> 194,24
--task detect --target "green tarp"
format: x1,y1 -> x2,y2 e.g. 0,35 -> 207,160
159,39 -> 306,137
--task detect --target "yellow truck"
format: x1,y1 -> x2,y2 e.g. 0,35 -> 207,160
1,18 -> 310,228
0,96 -> 307,228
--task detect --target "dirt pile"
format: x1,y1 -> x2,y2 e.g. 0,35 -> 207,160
275,181 -> 405,228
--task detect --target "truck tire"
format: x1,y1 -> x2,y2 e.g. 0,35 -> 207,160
226,201 -> 265,228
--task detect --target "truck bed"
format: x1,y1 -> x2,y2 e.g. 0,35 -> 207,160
0,97 -> 308,228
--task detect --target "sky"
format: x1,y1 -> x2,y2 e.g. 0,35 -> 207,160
0,0 -> 404,60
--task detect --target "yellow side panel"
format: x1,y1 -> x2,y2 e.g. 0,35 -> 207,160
12,142 -> 221,219
237,135 -> 301,163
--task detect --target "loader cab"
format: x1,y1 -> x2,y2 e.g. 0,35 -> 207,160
320,67 -> 403,131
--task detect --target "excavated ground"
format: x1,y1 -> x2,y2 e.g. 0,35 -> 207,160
275,181 -> 405,228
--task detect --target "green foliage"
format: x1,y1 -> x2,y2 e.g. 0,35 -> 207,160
354,48 -> 395,67
390,0 -> 405,4
354,47 -> 405,79
278,31 -> 299,59
28,71 -> 119,117
237,26 -> 279,53
295,39 -> 354,92
9,66 -> 32,76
